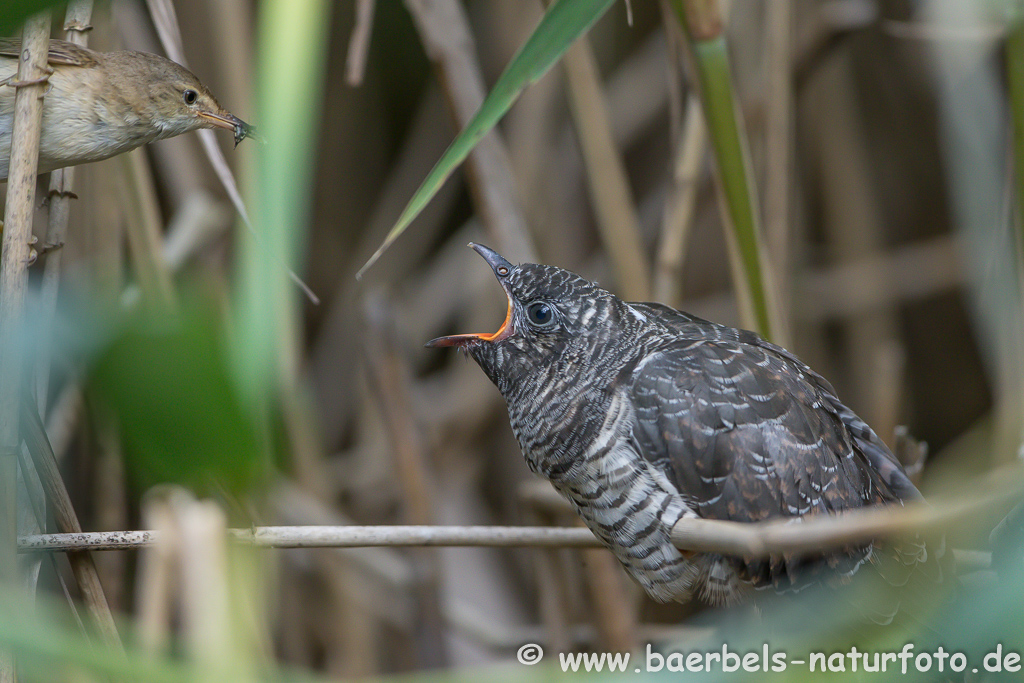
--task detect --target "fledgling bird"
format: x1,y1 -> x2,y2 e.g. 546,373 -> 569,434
0,38 -> 255,181
429,244 -> 944,619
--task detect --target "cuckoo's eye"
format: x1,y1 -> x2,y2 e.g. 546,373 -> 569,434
183,89 -> 198,105
526,302 -> 556,329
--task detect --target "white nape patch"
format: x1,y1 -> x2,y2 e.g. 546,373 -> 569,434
627,304 -> 648,323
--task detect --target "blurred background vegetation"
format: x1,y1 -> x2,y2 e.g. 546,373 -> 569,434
0,0 -> 1022,680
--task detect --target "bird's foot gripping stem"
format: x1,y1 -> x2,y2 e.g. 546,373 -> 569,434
1,65 -> 53,90
25,236 -> 65,266
1,230 -> 64,267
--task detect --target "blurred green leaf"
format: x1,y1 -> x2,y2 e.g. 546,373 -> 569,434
356,0 -> 617,278
0,586 -> 335,682
90,299 -> 266,498
0,587 -> 199,682
0,1 -> 61,34
1005,16 -> 1024,305
233,0 -> 331,409
641,557 -> 1006,683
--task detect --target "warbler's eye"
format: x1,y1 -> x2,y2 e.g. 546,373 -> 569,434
183,89 -> 198,105
526,302 -> 556,329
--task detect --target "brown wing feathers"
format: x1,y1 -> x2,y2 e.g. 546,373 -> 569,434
0,38 -> 98,68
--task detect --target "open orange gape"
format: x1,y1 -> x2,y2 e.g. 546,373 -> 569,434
425,243 -> 516,348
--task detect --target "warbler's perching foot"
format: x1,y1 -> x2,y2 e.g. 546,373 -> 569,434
25,235 -> 38,266
24,237 -> 64,266
0,222 -> 58,266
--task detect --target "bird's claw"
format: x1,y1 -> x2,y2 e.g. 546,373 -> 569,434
25,235 -> 38,266
0,226 -> 59,267
26,239 -> 64,266
4,66 -> 53,89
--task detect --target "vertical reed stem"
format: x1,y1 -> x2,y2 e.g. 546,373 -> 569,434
0,13 -> 52,681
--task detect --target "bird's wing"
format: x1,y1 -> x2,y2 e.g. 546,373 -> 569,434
755,335 -> 924,502
630,338 -> 899,524
627,304 -> 922,502
628,337 -> 944,612
0,38 -> 97,68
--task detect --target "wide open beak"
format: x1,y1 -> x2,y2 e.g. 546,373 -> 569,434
199,110 -> 258,147
426,243 -> 515,348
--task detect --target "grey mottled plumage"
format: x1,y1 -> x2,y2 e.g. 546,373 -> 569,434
428,244 -> 942,614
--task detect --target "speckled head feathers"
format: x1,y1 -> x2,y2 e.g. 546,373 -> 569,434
427,244 -> 636,392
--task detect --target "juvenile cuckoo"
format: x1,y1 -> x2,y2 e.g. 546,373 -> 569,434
428,244 -> 942,614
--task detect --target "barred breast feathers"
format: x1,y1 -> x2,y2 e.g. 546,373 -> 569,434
533,390 -> 699,602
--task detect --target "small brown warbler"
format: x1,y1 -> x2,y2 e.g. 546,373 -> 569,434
0,37 -> 255,180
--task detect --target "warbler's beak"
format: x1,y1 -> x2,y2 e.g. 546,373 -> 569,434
199,110 -> 257,147
426,243 -> 516,348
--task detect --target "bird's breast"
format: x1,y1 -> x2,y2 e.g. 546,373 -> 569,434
25,68 -> 160,174
532,391 -> 698,601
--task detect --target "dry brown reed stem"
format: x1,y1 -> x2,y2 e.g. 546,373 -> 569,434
562,34 -> 651,301
177,498 -> 251,681
20,406 -> 123,651
580,543 -> 637,653
21,4 -> 124,648
346,0 -> 377,86
20,526 -> 594,552
16,8 -> 123,655
36,0 -> 94,415
135,494 -> 178,657
0,13 -> 51,682
120,150 -> 176,308
404,0 -> 538,262
145,0 -> 186,63
523,507 -> 572,656
309,87 -> 459,450
656,95 -> 707,307
363,293 -> 448,667
807,51 -> 902,438
764,0 -> 792,341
